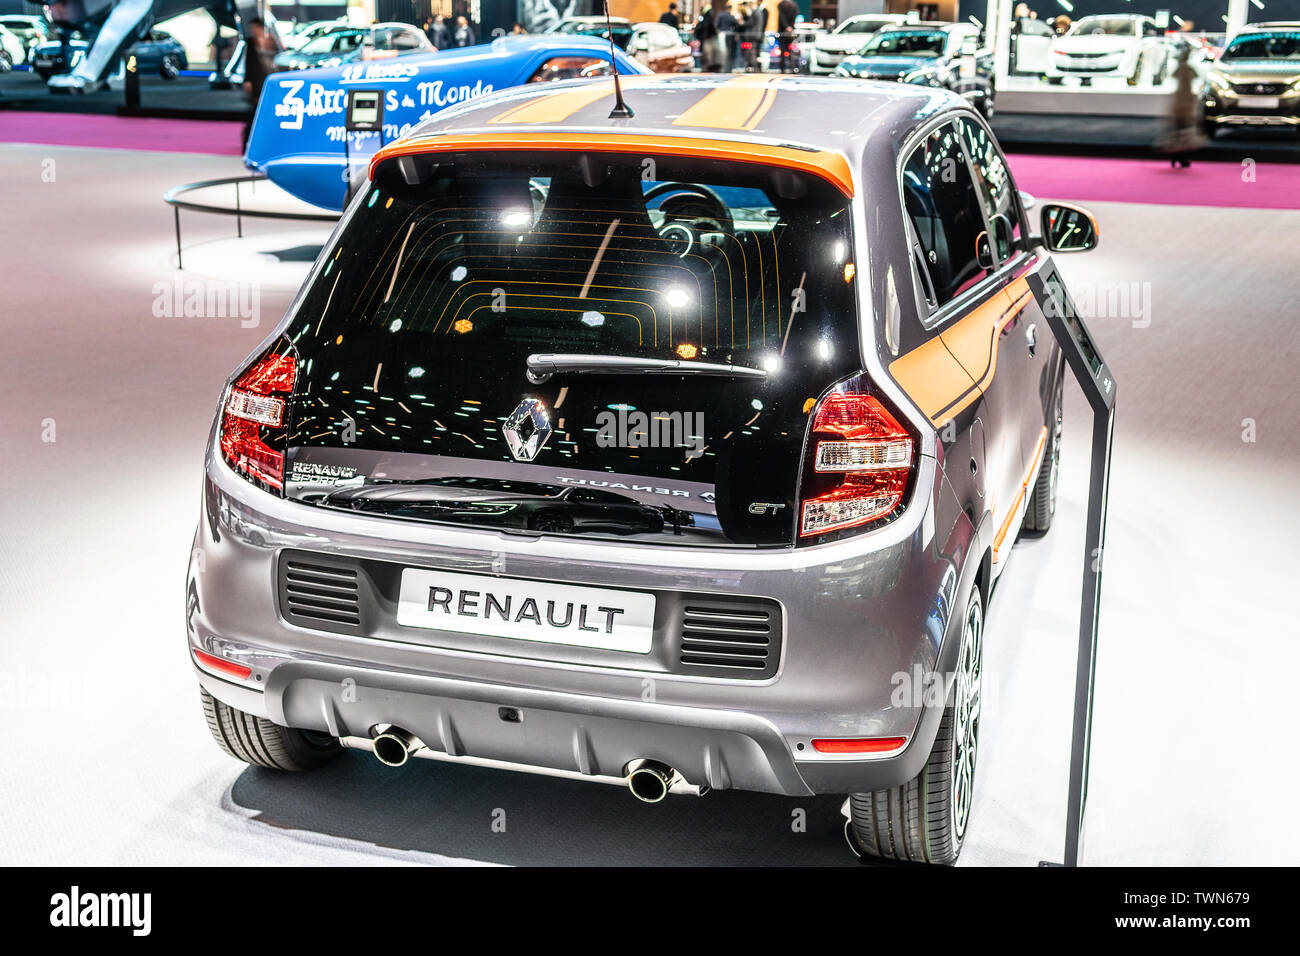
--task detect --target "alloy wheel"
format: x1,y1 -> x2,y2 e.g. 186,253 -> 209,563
950,596 -> 983,841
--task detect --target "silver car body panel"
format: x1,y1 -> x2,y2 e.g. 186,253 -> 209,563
189,74 -> 1058,796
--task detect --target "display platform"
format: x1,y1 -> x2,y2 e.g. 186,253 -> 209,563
991,112 -> 1300,161
0,67 -> 246,118
229,756 -> 858,867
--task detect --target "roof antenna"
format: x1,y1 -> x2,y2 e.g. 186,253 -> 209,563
604,0 -> 634,119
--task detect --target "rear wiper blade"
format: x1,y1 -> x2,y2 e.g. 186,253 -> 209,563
526,353 -> 766,385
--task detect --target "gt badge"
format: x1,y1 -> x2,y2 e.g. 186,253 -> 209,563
502,398 -> 552,462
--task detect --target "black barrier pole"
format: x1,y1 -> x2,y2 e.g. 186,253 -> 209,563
1026,266 -> 1116,868
174,205 -> 183,270
124,53 -> 139,111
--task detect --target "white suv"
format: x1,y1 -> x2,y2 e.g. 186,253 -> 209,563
809,14 -> 906,74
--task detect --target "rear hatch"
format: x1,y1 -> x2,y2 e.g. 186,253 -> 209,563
278,146 -> 861,547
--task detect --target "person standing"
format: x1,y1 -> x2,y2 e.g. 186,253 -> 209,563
659,3 -> 680,29
241,18 -> 275,152
715,2 -> 738,71
694,3 -> 721,71
776,0 -> 798,73
1159,45 -> 1206,168
427,14 -> 450,49
452,15 -> 476,47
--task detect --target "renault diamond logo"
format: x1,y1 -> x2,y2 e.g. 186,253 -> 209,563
502,398 -> 552,462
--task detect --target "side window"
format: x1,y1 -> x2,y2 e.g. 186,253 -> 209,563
957,117 -> 1022,262
901,122 -> 992,310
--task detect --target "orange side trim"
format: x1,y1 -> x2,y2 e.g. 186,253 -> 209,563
672,74 -> 783,131
888,336 -> 979,426
369,131 -> 854,197
939,278 -> 1033,393
993,426 -> 1048,560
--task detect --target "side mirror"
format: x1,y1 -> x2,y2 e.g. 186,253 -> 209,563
1041,202 -> 1099,253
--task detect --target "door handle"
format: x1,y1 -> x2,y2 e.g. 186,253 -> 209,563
1025,323 -> 1037,356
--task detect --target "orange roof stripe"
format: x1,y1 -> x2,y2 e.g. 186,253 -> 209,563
673,74 -> 783,131
485,76 -> 659,125
370,131 -> 854,197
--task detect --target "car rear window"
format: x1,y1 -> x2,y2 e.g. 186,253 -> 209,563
280,149 -> 861,546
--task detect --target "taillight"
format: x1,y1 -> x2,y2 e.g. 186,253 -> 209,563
798,384 -> 915,539
220,346 -> 297,492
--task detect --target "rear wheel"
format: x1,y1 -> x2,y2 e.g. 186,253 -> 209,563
1023,371 -> 1063,533
848,586 -> 984,865
200,687 -> 340,771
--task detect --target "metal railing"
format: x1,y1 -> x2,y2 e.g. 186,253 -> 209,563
163,175 -> 338,269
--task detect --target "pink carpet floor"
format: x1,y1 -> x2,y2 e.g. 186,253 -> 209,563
1,111 -> 243,156
3,111 -> 1299,209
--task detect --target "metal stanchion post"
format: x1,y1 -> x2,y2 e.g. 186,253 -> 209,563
1026,266 -> 1117,868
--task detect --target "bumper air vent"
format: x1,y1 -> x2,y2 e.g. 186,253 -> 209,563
679,604 -> 776,673
280,556 -> 363,633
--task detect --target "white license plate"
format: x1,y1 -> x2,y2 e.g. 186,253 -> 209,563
397,568 -> 655,653
1238,95 -> 1279,109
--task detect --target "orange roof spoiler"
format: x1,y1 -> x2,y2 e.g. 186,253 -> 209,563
368,131 -> 854,197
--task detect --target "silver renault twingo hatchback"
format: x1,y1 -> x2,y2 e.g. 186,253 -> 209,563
187,73 -> 1098,863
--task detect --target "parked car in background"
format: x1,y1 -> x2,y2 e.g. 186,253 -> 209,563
282,20 -> 353,52
1010,15 -> 1054,75
1202,22 -> 1300,137
547,15 -> 635,50
29,32 -> 88,80
30,27 -> 187,80
273,22 -> 431,70
246,34 -> 650,211
0,23 -> 25,69
0,13 -> 53,61
1045,14 -> 1171,86
809,13 -> 905,74
631,21 -> 693,72
193,71 -> 1095,865
132,29 -> 188,79
764,25 -> 823,72
835,22 -> 995,118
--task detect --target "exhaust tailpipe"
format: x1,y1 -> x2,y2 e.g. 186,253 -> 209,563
371,726 -> 422,767
626,759 -> 675,804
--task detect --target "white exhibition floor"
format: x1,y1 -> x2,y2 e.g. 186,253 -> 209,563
1,144 -> 1297,866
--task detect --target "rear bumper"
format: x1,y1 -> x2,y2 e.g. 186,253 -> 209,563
189,445 -> 973,796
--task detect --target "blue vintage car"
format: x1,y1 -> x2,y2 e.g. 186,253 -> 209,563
245,34 -> 651,212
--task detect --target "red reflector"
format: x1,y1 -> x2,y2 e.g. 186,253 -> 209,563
193,649 -> 252,680
811,737 -> 907,754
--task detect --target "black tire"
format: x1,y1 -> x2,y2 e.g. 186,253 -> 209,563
200,686 -> 340,771
848,586 -> 984,865
530,511 -> 574,533
1023,370 -> 1063,533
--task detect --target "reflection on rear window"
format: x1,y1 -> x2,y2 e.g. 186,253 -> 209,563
278,151 -> 861,546
287,152 -> 854,374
